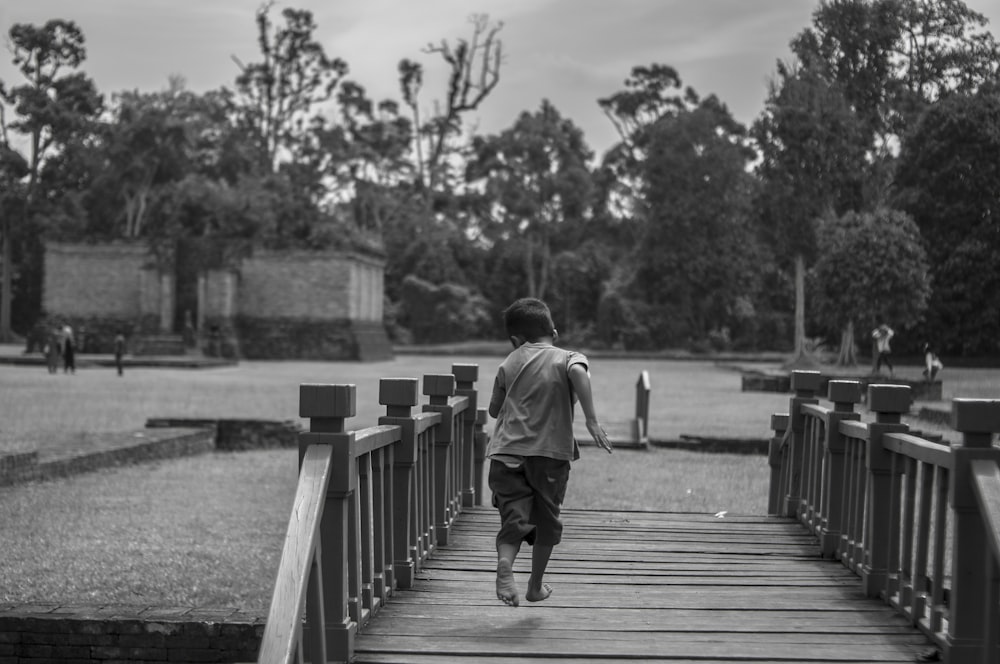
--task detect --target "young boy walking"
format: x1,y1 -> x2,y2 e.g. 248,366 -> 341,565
487,298 -> 612,607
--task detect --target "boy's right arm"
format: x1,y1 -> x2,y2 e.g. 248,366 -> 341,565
568,363 -> 612,454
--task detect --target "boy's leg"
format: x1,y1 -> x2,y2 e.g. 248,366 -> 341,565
526,543 -> 554,602
523,457 -> 570,603
489,460 -> 535,607
496,541 -> 520,607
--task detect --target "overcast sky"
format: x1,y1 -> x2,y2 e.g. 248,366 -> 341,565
2,0 -> 999,159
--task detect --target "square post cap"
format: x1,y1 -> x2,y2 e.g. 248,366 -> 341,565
423,374 -> 456,398
867,384 -> 911,414
828,380 -> 863,405
299,384 -> 356,419
379,378 -> 420,408
451,364 -> 479,384
791,370 -> 823,395
771,413 -> 789,431
951,399 -> 1000,433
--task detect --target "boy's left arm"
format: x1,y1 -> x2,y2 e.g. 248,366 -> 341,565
568,363 -> 612,454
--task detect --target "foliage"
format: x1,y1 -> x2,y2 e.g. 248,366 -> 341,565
468,99 -> 594,299
231,3 -> 347,173
631,95 -> 762,346
0,19 -> 103,339
894,85 -> 1000,355
397,275 -> 491,343
811,208 -> 930,361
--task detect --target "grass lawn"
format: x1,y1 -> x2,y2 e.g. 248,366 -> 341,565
1,354 -> 996,611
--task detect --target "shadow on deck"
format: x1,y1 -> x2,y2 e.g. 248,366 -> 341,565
350,507 -> 932,663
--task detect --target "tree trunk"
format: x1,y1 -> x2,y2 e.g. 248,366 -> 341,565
782,252 -> 819,370
836,320 -> 857,366
0,216 -> 11,342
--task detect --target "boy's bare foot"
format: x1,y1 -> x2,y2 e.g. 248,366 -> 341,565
496,559 -> 519,607
526,582 -> 552,602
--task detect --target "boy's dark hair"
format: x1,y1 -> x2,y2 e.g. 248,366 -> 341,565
503,298 -> 554,341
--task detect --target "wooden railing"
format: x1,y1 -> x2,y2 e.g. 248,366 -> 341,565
769,370 -> 1000,663
256,363 -> 486,664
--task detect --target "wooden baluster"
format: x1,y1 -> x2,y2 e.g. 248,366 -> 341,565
358,450 -> 375,620
298,383 -> 358,662
378,377 -> 419,590
927,464 -> 948,635
369,446 -> 388,604
944,399 -> 1000,662
820,380 -> 861,558
899,455 -> 917,618
861,384 -> 910,598
423,373 -> 456,547
453,364 -> 479,509
474,409 -> 488,506
767,413 -> 789,516
783,370 -> 821,518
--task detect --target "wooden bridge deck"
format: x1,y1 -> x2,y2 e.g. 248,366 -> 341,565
351,507 -> 933,663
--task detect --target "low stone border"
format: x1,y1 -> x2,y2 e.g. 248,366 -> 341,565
0,603 -> 264,663
0,429 -> 214,488
741,371 -> 943,401
651,436 -> 769,455
144,418 -> 302,451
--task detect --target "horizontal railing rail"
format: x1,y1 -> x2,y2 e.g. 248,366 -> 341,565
769,370 -> 1000,663
257,363 -> 486,664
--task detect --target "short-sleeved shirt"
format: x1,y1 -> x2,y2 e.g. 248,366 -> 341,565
487,343 -> 587,462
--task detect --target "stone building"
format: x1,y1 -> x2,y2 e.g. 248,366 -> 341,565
42,241 -> 393,360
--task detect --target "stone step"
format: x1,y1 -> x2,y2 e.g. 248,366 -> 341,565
132,334 -> 187,356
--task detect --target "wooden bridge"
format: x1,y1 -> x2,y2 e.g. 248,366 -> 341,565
252,365 -> 1000,663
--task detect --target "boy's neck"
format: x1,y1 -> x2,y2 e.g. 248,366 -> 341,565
523,336 -> 555,346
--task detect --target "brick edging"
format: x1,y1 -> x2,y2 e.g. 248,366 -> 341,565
0,604 -> 264,663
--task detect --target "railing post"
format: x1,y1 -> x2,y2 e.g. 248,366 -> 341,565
821,380 -> 863,558
298,383 -> 358,662
783,370 -> 822,518
423,373 -> 456,547
861,384 -> 910,599
474,408 -> 488,506
452,363 -> 479,508
768,413 -> 789,516
378,378 -> 420,590
944,399 -> 1000,663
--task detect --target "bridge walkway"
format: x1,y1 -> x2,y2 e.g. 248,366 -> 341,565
349,506 -> 933,663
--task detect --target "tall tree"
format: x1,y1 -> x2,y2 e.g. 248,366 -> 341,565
635,95 -> 761,346
811,209 -> 930,365
467,99 -> 593,299
753,61 -> 867,365
398,14 -> 503,198
894,85 -> 1000,355
232,3 -> 347,173
0,19 -> 102,340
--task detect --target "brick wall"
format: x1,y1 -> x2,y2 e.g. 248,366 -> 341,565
44,243 -> 152,317
237,250 -> 384,320
0,605 -> 264,663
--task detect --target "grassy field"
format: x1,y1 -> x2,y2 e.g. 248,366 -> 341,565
1,354 -> 997,611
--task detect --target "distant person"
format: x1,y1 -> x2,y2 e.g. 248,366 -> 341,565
871,323 -> 894,376
486,297 -> 612,608
61,324 -> 76,374
923,342 -> 943,383
44,328 -> 61,374
114,331 -> 126,376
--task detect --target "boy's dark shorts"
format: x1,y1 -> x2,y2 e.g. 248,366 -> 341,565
489,456 -> 570,547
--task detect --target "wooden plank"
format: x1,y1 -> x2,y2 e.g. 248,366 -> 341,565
346,507 -> 935,663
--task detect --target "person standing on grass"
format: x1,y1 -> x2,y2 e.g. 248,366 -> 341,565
61,324 -> 76,374
487,297 -> 613,607
44,328 -> 61,374
114,331 -> 126,376
871,323 -> 894,376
